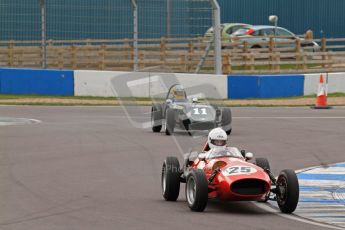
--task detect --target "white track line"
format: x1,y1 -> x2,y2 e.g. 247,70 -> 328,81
254,202 -> 345,230
95,116 -> 345,120
28,119 -> 42,123
253,162 -> 345,230
234,117 -> 345,119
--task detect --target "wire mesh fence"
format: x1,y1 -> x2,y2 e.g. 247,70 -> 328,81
0,0 -> 41,41
0,0 -> 213,41
47,0 -> 133,40
0,0 -> 217,71
137,0 -> 212,39
0,0 -> 134,41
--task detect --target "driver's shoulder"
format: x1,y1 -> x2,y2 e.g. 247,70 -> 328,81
226,146 -> 241,153
227,146 -> 238,149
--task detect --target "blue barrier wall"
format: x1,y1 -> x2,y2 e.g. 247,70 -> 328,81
228,76 -> 259,99
0,69 -> 318,99
228,75 -> 305,99
0,68 -> 74,96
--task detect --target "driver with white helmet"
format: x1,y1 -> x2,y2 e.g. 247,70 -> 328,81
204,127 -> 240,160
184,127 -> 244,169
207,127 -> 227,149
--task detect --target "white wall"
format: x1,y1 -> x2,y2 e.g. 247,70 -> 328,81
74,70 -> 128,97
304,73 -> 345,95
74,70 -> 228,99
74,70 -> 345,98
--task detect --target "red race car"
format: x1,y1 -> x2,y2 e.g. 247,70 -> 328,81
161,143 -> 299,213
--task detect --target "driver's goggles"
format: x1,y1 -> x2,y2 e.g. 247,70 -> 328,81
211,139 -> 226,146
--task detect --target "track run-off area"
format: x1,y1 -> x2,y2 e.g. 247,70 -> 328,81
0,106 -> 344,230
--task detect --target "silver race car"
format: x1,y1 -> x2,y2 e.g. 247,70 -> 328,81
151,84 -> 232,135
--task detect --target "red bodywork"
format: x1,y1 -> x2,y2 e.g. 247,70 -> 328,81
191,143 -> 271,201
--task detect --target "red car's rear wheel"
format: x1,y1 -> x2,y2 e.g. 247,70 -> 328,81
161,157 -> 180,201
255,158 -> 270,171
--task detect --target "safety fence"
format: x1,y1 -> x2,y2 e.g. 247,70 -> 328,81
0,0 -> 218,71
1,37 -> 345,74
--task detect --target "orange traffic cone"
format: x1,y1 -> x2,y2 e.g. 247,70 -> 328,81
311,74 -> 332,109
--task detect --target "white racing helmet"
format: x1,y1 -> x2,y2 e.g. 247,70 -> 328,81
208,128 -> 227,149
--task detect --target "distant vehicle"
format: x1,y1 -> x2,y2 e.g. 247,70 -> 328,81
151,84 -> 232,135
203,23 -> 251,42
232,25 -> 320,51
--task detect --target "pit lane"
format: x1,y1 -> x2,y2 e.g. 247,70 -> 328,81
0,106 -> 344,230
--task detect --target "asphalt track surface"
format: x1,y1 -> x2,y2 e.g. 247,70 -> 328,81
1,106 -> 345,230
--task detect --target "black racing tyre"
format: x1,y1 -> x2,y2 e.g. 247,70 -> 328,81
255,158 -> 271,203
210,104 -> 221,122
165,108 -> 175,136
185,169 -> 208,212
151,104 -> 163,132
161,157 -> 181,201
210,103 -> 219,110
276,169 -> 299,213
255,158 -> 271,171
221,107 -> 232,135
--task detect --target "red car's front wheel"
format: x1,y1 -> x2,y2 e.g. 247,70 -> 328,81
186,169 -> 208,212
276,169 -> 299,213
